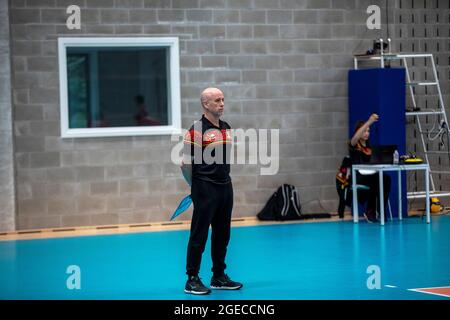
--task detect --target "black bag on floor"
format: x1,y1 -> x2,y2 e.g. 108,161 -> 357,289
257,184 -> 302,221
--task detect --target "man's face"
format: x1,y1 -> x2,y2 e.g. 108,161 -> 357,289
204,90 -> 225,117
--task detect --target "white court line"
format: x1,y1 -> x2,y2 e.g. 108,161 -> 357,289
385,285 -> 397,288
408,288 -> 450,299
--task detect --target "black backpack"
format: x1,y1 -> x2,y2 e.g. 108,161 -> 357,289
257,184 -> 302,221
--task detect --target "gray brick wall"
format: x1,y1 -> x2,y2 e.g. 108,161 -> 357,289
0,0 -> 15,232
4,0 -> 448,230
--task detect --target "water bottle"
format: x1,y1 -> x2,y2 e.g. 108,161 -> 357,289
393,150 -> 399,165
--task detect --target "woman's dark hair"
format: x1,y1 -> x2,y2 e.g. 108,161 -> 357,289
354,120 -> 366,134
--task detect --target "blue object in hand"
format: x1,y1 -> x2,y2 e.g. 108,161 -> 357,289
170,195 -> 193,221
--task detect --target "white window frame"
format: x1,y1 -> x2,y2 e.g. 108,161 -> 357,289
58,37 -> 181,138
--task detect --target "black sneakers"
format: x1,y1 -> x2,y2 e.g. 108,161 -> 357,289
184,275 -> 211,295
210,274 -> 243,290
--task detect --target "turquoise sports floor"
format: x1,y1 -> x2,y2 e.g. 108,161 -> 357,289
1,216 -> 450,300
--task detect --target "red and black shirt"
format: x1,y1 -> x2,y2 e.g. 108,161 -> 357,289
348,140 -> 372,165
183,114 -> 232,184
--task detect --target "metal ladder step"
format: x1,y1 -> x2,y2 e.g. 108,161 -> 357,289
406,81 -> 438,86
406,110 -> 445,116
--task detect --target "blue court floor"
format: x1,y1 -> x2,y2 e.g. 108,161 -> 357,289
1,216 -> 450,300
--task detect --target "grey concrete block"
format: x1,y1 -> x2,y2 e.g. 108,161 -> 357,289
241,40 -> 266,54
115,0 -> 144,8
91,181 -> 119,195
214,40 -> 240,54
18,198 -> 47,216
294,69 -> 320,82
107,196 -> 134,212
186,40 -> 214,54
242,70 -> 267,83
201,55 -> 227,68
226,25 -> 252,38
10,9 -> 41,23
119,179 -> 148,194
46,167 -> 76,183
12,41 -> 41,56
181,55 -> 201,68
143,0 -> 172,8
133,164 -> 163,177
305,54 -> 332,68
86,0 -> 114,7
85,24 -> 115,34
254,55 -> 280,69
240,10 -> 266,23
279,0 -> 308,9
29,216 -> 62,229
142,24 -> 171,34
331,25 -> 356,38
267,10 -> 293,23
305,25 -> 332,38
77,196 -> 107,214
199,25 -> 226,38
15,136 -> 45,152
29,152 -> 60,168
228,55 -> 254,69
75,166 -> 105,182
318,10 -> 344,24
200,0 -> 226,8
253,25 -> 279,38
213,9 -> 239,23
27,57 -> 56,72
186,70 -> 215,83
133,195 -> 162,209
158,9 -> 185,22
129,10 -> 157,23
214,70 -> 241,83
268,70 -> 294,83
100,9 -> 130,24
267,40 -> 293,54
293,10 -> 318,24
187,9 -> 212,22
114,25 -> 144,34
29,121 -> 60,137
306,0 -> 331,9
280,55 -> 306,69
47,198 -> 77,216
307,113 -> 333,128
40,8 -> 68,23
29,88 -> 58,104
279,25 -> 306,39
320,40 -> 346,54
61,215 -> 91,227
106,165 -> 134,180
55,0 -> 86,7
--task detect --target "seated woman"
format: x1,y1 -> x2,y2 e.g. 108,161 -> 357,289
349,113 -> 391,223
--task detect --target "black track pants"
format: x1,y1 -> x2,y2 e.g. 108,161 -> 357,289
186,178 -> 233,277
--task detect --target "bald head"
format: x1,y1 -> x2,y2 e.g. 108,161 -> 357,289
201,87 -> 223,107
200,87 -> 225,119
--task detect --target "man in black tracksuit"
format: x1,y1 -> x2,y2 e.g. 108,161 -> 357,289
181,87 -> 243,295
